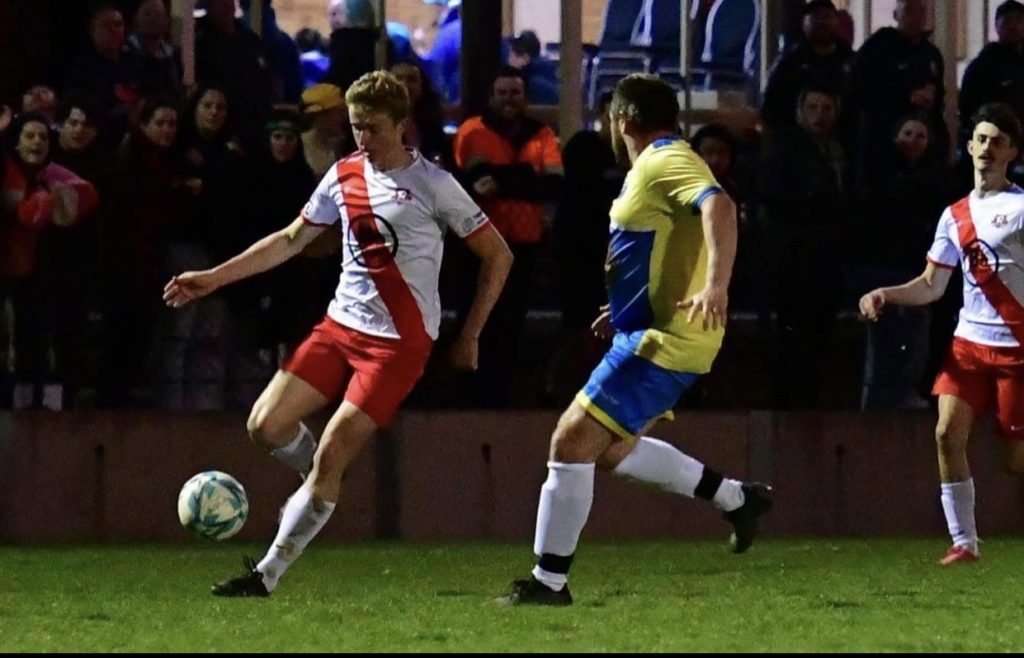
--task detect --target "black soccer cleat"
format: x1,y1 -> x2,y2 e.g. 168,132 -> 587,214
723,482 -> 774,554
211,556 -> 271,598
495,577 -> 573,607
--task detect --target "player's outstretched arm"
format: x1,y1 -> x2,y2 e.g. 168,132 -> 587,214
678,192 -> 738,331
859,262 -> 953,321
450,224 -> 514,370
163,217 -> 326,308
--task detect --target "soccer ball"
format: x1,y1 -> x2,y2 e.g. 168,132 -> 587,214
177,471 -> 249,540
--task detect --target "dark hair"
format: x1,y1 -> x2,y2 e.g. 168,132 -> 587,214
295,27 -> 326,53
88,1 -> 121,20
181,81 -> 234,144
891,110 -> 932,140
392,59 -> 446,145
972,102 -> 1023,147
511,30 -> 541,58
610,74 -> 679,133
797,81 -> 840,107
137,94 -> 179,126
690,123 -> 736,158
996,0 -> 1024,21
56,94 -> 103,126
492,65 -> 527,89
803,0 -> 837,15
5,112 -> 52,167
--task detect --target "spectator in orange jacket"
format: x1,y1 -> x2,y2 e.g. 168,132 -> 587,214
453,66 -> 562,407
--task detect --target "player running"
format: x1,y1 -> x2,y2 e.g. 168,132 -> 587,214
498,74 -> 773,606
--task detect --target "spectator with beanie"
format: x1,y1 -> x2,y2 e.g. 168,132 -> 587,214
300,82 -> 353,179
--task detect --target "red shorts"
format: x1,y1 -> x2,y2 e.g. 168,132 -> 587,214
933,337 -> 1024,440
283,316 -> 432,428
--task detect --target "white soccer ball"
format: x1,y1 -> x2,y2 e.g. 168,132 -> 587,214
177,471 -> 249,540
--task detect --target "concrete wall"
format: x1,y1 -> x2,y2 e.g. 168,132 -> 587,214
1,410 -> 1022,544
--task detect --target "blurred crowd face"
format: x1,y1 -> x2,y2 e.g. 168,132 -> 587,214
996,8 -> 1024,45
59,108 -> 99,152
802,6 -> 838,48
205,0 -> 237,30
968,121 -> 1019,174
142,107 -> 178,147
16,121 -> 50,167
134,0 -> 170,39
327,0 -> 346,30
894,119 -> 930,164
895,0 -> 929,40
696,136 -> 733,180
270,129 -> 299,163
195,89 -> 229,138
798,91 -> 839,139
91,8 -> 126,57
22,86 -> 57,123
490,76 -> 527,122
390,63 -> 423,105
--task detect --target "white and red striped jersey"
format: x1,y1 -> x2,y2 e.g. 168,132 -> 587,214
927,185 -> 1024,348
301,150 -> 489,342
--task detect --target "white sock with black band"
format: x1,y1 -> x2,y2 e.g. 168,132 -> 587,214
531,461 -> 595,591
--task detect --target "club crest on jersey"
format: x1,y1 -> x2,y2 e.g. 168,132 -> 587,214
993,214 -> 1009,228
392,188 -> 414,203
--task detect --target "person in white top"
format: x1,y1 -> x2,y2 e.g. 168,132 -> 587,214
163,71 -> 514,597
860,103 -> 1024,566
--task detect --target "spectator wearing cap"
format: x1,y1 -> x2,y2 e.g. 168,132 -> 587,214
506,30 -> 559,105
300,82 -> 353,178
761,0 -> 854,143
849,0 -> 947,182
958,1 -> 1024,172
249,109 -> 330,354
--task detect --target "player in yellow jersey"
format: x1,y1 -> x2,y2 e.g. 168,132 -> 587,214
499,75 -> 773,606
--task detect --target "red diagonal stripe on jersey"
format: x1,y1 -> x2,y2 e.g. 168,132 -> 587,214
950,197 -> 1024,344
336,156 -> 430,344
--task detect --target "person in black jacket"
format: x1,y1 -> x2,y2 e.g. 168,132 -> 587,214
761,0 -> 854,144
850,0 -> 946,182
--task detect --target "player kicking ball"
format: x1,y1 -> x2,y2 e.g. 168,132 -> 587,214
498,75 -> 773,606
164,71 -> 513,596
860,103 -> 1024,565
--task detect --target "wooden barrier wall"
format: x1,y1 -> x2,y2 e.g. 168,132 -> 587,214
1,411 -> 1022,544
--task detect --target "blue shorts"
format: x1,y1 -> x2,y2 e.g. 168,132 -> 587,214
575,331 -> 700,441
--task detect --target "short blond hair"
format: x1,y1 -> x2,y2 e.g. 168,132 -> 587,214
344,71 -> 410,124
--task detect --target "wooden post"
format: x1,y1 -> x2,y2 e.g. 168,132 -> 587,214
559,0 -> 583,138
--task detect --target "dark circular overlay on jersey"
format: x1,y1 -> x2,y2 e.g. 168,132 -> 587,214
347,214 -> 400,270
962,238 -> 999,288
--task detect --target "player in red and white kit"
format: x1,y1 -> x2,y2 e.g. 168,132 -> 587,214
163,71 -> 513,596
860,103 -> 1024,565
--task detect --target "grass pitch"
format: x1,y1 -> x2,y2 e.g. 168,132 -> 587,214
2,539 -> 1023,652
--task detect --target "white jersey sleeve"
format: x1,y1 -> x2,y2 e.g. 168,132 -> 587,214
301,167 -> 341,226
927,208 -> 960,269
433,171 -> 490,238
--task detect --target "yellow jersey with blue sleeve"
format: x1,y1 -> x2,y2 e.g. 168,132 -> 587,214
606,135 -> 725,374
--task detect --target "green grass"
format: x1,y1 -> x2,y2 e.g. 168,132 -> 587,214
2,539 -> 1024,652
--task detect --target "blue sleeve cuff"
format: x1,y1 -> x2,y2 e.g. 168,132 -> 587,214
693,186 -> 725,210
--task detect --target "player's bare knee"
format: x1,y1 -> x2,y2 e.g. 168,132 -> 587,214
935,425 -> 966,455
246,406 -> 289,450
550,422 -> 595,464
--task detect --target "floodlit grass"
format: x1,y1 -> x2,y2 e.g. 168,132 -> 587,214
2,539 -> 1023,652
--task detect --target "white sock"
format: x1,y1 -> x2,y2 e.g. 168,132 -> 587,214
270,423 -> 317,477
256,484 -> 336,591
613,437 -> 745,512
940,479 -> 978,553
531,461 -> 595,591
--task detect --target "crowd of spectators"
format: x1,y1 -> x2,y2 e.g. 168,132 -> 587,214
3,0 -> 1024,414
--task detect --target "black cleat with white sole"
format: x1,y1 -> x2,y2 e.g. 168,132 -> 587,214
723,483 -> 773,554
